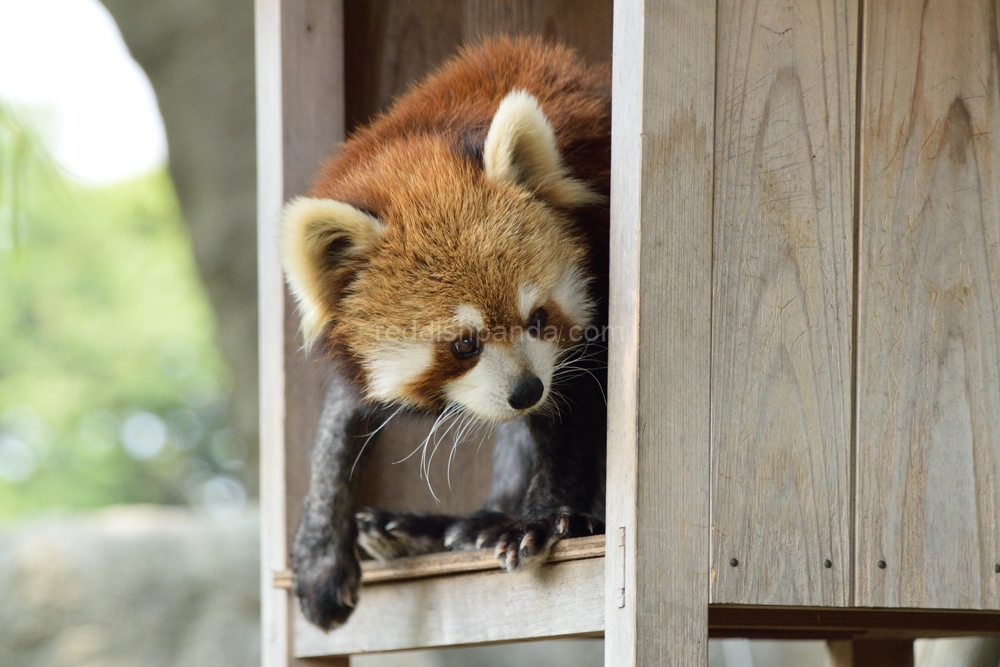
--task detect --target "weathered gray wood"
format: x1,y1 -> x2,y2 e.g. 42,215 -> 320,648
293,557 -> 605,657
710,0 -> 857,607
257,1 -> 347,666
606,0 -> 716,665
855,0 -> 1000,609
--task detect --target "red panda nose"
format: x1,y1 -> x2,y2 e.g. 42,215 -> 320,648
508,375 -> 544,410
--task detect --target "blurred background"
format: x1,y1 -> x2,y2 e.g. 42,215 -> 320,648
0,1 -> 997,666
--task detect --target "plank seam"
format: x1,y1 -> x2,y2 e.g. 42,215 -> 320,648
850,0 -> 868,610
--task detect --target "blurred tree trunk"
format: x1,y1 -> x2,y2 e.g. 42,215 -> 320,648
100,0 -> 259,485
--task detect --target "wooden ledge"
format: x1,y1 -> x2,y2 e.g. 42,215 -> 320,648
272,534 -> 605,589
709,605 -> 1000,639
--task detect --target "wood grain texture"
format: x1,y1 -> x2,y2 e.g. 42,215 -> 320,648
606,1 -> 715,665
710,0 -> 857,607
293,557 -> 605,657
258,1 -> 347,666
855,0 -> 1000,609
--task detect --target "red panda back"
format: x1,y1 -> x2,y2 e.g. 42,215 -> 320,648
313,36 -> 611,199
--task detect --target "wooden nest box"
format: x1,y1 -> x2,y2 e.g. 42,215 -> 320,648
257,2 -> 1000,665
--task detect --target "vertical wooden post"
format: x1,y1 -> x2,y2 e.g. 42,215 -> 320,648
605,1 -> 716,665
257,1 -> 347,665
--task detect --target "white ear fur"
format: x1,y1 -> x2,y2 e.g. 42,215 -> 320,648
483,90 -> 602,208
280,196 -> 384,348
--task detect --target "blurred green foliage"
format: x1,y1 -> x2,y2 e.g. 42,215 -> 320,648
0,105 -> 244,522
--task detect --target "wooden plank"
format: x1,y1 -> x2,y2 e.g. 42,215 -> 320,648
257,1 -> 346,666
709,605 -> 1000,638
273,535 -> 605,588
293,556 -> 605,657
855,0 -> 1000,609
256,1 -> 288,664
606,0 -> 716,665
710,0 -> 858,607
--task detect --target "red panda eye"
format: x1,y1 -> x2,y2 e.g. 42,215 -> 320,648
528,307 -> 547,337
451,332 -> 481,360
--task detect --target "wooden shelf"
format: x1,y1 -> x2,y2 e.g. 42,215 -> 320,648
289,537 -> 607,658
272,535 -> 605,589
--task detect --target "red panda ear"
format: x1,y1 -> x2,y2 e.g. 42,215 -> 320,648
280,197 -> 385,348
483,90 -> 602,208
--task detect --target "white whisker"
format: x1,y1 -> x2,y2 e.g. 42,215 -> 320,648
350,405 -> 404,480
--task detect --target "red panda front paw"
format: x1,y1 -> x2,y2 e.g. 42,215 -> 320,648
491,509 -> 603,571
355,508 -> 454,561
446,509 -> 605,572
292,545 -> 361,631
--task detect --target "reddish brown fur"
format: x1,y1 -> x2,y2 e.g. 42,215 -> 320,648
307,37 -> 611,407
312,37 -> 611,202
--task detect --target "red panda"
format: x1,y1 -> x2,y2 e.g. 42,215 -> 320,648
281,37 -> 610,630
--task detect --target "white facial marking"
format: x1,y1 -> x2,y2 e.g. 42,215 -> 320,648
365,341 -> 433,402
518,282 -> 541,321
524,337 -> 558,391
445,336 -> 560,423
553,265 -> 593,327
453,304 -> 485,332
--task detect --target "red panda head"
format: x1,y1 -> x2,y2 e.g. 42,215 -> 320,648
281,91 -> 601,422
